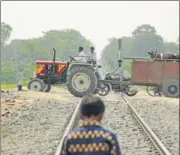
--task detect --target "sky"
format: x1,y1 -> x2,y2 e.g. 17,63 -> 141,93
1,1 -> 179,59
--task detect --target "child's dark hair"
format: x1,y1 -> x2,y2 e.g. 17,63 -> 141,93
80,94 -> 105,117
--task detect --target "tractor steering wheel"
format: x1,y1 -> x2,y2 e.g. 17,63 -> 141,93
69,56 -> 75,60
69,56 -> 75,63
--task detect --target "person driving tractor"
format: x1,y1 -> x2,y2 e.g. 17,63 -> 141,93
74,47 -> 88,63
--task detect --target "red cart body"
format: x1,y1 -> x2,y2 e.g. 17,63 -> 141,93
131,59 -> 179,85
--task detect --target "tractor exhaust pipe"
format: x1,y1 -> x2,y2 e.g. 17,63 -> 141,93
53,48 -> 56,62
52,48 -> 56,74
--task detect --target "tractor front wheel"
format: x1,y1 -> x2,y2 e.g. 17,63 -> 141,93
66,67 -> 98,97
27,78 -> 44,92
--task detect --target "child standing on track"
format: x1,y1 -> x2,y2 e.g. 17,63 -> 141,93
61,94 -> 122,155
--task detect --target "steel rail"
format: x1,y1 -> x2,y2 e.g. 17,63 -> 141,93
121,96 -> 172,155
54,97 -> 172,155
54,102 -> 81,155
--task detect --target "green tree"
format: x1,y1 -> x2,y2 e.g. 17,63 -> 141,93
132,24 -> 165,57
164,42 -> 179,53
120,36 -> 134,57
1,22 -> 12,45
101,38 -> 119,73
100,24 -> 170,76
1,29 -> 93,83
100,37 -> 133,76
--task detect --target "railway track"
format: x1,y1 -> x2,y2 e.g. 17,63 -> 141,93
54,96 -> 172,155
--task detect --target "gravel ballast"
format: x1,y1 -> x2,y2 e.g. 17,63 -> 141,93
129,98 -> 179,155
2,99 -> 78,155
2,91 -> 178,155
102,100 -> 160,155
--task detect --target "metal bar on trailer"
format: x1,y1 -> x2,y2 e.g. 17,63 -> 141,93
123,57 -> 179,61
99,80 -> 160,87
123,57 -> 150,60
99,80 -> 132,85
131,82 -> 160,87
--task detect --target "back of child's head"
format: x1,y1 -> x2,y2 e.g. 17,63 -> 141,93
80,94 -> 105,117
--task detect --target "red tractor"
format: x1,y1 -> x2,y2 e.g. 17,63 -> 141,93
27,48 -> 101,97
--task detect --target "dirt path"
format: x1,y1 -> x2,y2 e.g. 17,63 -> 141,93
1,87 -> 178,118
1,87 -> 78,117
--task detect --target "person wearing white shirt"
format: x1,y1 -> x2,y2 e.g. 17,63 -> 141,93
90,46 -> 99,72
90,47 -> 97,63
74,47 -> 88,63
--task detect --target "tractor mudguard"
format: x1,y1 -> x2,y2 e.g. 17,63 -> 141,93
69,63 -> 95,72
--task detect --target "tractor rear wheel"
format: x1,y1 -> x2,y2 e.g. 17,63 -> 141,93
162,79 -> 179,98
27,78 -> 44,92
66,67 -> 98,97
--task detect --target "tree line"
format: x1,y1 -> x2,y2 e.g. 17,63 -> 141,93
1,22 -> 93,83
100,24 -> 179,75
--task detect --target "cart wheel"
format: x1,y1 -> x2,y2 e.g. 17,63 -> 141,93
162,79 -> 179,98
97,83 -> 110,96
146,86 -> 162,97
124,86 -> 138,96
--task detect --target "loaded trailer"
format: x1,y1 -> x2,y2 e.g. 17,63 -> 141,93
98,57 -> 179,98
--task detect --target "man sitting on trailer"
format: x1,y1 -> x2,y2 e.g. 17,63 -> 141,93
118,59 -> 131,96
118,60 -> 131,81
109,59 -> 130,81
61,94 -> 122,155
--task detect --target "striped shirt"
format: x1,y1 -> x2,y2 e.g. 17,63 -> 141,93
61,120 -> 121,155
